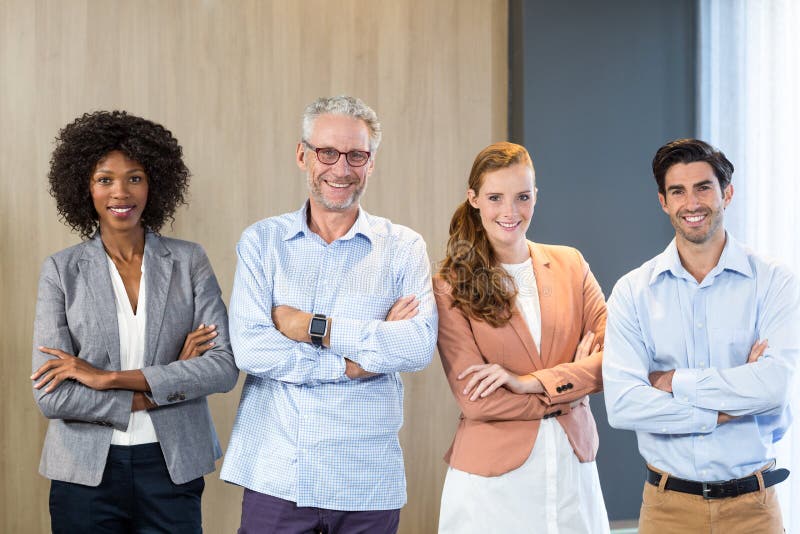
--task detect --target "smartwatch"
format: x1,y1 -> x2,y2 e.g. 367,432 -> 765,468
308,313 -> 328,347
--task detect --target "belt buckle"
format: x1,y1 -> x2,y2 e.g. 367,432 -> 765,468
702,482 -> 712,499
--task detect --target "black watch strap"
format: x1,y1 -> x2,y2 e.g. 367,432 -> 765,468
309,313 -> 328,347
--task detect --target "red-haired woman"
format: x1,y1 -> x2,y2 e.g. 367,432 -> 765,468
435,142 -> 610,533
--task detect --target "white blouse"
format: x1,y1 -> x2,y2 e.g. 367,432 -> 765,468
107,255 -> 158,446
502,257 -> 542,351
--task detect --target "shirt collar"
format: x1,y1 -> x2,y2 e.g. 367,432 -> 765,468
649,231 -> 753,286
282,203 -> 308,241
716,233 -> 753,278
282,200 -> 374,243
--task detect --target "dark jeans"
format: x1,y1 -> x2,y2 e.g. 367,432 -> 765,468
238,488 -> 400,534
49,443 -> 204,534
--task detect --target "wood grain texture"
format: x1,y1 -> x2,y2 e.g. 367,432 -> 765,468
0,1 -> 507,532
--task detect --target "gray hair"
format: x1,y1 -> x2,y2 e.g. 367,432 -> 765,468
302,95 -> 382,153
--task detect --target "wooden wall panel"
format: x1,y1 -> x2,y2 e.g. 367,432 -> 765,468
0,1 -> 507,531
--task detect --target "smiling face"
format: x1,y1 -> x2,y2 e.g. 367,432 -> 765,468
89,150 -> 148,235
296,113 -> 374,214
468,162 -> 536,263
659,161 -> 732,247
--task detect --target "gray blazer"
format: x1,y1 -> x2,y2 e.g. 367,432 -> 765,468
32,233 -> 239,485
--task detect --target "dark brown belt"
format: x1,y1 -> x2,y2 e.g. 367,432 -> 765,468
647,466 -> 789,499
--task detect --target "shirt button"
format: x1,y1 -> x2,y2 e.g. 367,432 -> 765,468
696,322 -> 704,328
699,363 -> 706,368
701,425 -> 707,430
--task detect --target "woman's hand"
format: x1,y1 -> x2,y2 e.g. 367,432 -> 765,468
132,392 -> 158,412
459,363 -> 544,401
385,295 -> 419,321
574,331 -> 600,361
32,347 -> 110,393
178,324 -> 218,360
570,396 -> 588,409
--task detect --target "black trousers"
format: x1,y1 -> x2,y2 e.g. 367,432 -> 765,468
49,443 -> 204,534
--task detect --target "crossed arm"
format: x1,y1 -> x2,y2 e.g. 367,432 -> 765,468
31,250 -> 238,428
457,331 -> 599,401
603,274 -> 800,434
32,325 -> 219,410
270,296 -> 420,378
230,229 -> 437,384
437,252 -> 607,417
434,276 -> 601,422
648,340 -> 769,424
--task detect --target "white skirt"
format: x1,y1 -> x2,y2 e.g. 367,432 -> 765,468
438,418 -> 610,534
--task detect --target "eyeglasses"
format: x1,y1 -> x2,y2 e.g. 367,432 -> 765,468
302,141 -> 371,167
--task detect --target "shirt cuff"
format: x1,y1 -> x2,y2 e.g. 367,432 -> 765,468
693,406 -> 717,434
672,368 -> 699,406
328,317 -> 367,361
317,349 -> 347,382
529,369 -> 563,404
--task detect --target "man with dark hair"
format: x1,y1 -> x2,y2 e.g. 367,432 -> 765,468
603,138 -> 800,533
651,138 -> 734,195
220,96 -> 437,533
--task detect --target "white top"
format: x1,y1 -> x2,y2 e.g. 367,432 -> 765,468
107,255 -> 158,446
502,258 -> 541,351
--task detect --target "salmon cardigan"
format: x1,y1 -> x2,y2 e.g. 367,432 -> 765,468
434,241 -> 606,476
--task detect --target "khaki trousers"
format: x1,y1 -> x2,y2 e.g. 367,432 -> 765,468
638,465 -> 784,534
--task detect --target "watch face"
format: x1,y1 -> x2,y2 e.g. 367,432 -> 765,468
309,316 -> 328,336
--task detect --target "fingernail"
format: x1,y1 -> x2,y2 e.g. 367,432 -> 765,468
209,324 -> 216,329
199,324 -> 205,329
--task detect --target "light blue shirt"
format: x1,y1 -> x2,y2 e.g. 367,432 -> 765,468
220,203 -> 437,510
603,234 -> 800,482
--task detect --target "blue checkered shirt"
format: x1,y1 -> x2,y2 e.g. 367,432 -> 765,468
220,203 -> 437,510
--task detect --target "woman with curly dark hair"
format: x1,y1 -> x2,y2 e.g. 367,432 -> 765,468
434,142 -> 610,532
31,111 -> 239,533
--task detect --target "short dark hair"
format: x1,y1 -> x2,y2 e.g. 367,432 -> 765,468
48,110 -> 190,239
652,138 -> 734,195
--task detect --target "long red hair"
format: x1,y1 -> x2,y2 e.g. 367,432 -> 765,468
439,142 -> 534,326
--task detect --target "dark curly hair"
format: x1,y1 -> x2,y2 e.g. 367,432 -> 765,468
48,110 -> 190,239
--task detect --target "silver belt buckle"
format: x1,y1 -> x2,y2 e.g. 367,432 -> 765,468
702,482 -> 712,499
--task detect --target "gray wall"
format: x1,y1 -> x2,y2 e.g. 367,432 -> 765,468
509,0 -> 697,521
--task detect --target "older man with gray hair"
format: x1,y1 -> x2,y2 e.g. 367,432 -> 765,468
221,95 -> 437,533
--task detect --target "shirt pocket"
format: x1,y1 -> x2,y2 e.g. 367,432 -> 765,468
708,327 -> 753,367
